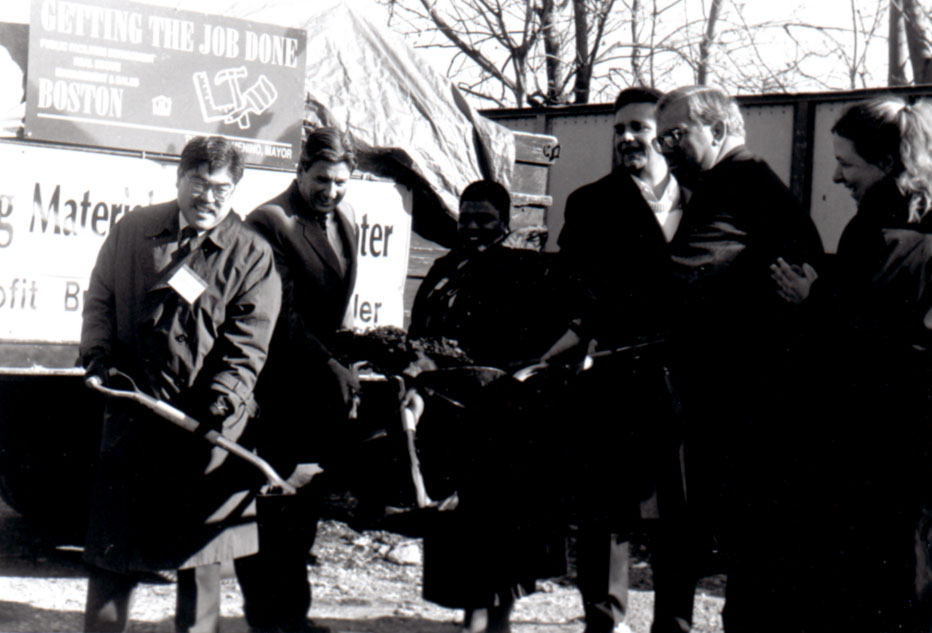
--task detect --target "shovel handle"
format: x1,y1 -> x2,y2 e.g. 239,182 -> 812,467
402,406 -> 433,509
86,375 -> 296,495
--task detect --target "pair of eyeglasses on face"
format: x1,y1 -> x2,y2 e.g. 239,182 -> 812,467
188,177 -> 234,200
652,127 -> 688,152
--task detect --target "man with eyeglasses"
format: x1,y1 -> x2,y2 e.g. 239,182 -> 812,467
540,87 -> 691,633
655,86 -> 824,632
80,135 -> 282,632
234,127 -> 360,633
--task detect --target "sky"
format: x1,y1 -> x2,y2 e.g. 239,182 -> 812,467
2,0 -> 895,104
380,0 -> 893,102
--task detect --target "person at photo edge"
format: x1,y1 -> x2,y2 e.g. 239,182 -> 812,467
772,96 -> 932,633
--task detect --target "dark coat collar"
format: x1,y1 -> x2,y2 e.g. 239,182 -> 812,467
142,200 -> 238,249
710,145 -> 750,171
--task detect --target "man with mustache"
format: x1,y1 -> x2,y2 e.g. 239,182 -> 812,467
547,87 -> 691,633
234,127 -> 360,633
80,135 -> 281,633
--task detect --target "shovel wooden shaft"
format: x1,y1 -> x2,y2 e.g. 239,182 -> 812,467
402,406 -> 433,509
87,376 -> 296,495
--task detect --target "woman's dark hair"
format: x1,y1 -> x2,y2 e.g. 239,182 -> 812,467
460,180 -> 511,230
832,98 -> 904,172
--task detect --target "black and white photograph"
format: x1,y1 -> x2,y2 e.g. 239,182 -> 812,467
1,1 -> 932,632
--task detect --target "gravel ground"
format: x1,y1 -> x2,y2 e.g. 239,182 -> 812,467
0,498 -> 725,633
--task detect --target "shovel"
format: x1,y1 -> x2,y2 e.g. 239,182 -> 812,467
398,386 -> 458,512
392,365 -> 515,514
513,338 -> 664,382
86,368 -> 300,496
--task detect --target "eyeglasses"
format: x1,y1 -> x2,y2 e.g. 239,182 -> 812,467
187,176 -> 234,201
652,127 -> 688,152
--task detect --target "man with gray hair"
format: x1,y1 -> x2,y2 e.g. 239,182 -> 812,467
655,85 -> 824,632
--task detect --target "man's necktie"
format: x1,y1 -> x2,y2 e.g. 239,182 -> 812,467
177,226 -> 198,258
318,212 -> 346,274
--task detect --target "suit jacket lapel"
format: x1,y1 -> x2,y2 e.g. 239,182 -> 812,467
285,182 -> 346,278
300,216 -> 343,275
335,204 -> 358,290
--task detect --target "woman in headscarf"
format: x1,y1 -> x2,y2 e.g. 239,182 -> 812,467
408,180 -> 569,633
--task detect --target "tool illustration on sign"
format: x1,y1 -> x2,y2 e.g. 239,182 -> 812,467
193,67 -> 279,130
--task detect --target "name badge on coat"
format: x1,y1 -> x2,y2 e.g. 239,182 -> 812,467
168,264 -> 208,304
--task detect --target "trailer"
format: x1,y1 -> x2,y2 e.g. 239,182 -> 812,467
483,85 -> 932,254
0,0 -> 557,535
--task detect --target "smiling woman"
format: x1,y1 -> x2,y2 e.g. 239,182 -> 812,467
769,96 -> 932,632
830,134 -> 887,203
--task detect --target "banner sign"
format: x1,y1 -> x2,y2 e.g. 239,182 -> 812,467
24,0 -> 306,168
0,142 -> 174,343
343,181 -> 413,332
0,141 -> 411,345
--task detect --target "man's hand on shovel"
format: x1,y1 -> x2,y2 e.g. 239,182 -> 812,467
86,367 -> 298,496
514,328 -> 594,382
282,463 -> 325,491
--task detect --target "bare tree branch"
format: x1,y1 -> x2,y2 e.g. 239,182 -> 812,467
380,0 -> 925,107
415,0 -> 519,95
899,0 -> 932,83
889,0 -> 909,85
697,0 -> 723,84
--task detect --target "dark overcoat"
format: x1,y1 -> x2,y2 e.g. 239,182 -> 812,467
556,168 -> 684,523
558,167 -> 676,348
409,242 -> 570,367
409,242 -> 569,609
809,177 -> 932,631
667,146 -> 824,433
79,201 -> 281,573
666,147 -> 825,583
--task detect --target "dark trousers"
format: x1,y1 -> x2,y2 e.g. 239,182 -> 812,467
575,521 -> 696,633
572,355 -> 692,633
648,521 -> 697,633
575,522 -> 629,633
84,563 -> 221,633
234,491 -> 321,631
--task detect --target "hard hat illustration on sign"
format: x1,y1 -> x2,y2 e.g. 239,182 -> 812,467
193,67 -> 279,130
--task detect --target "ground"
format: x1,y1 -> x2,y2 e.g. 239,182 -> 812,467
0,496 -> 726,633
